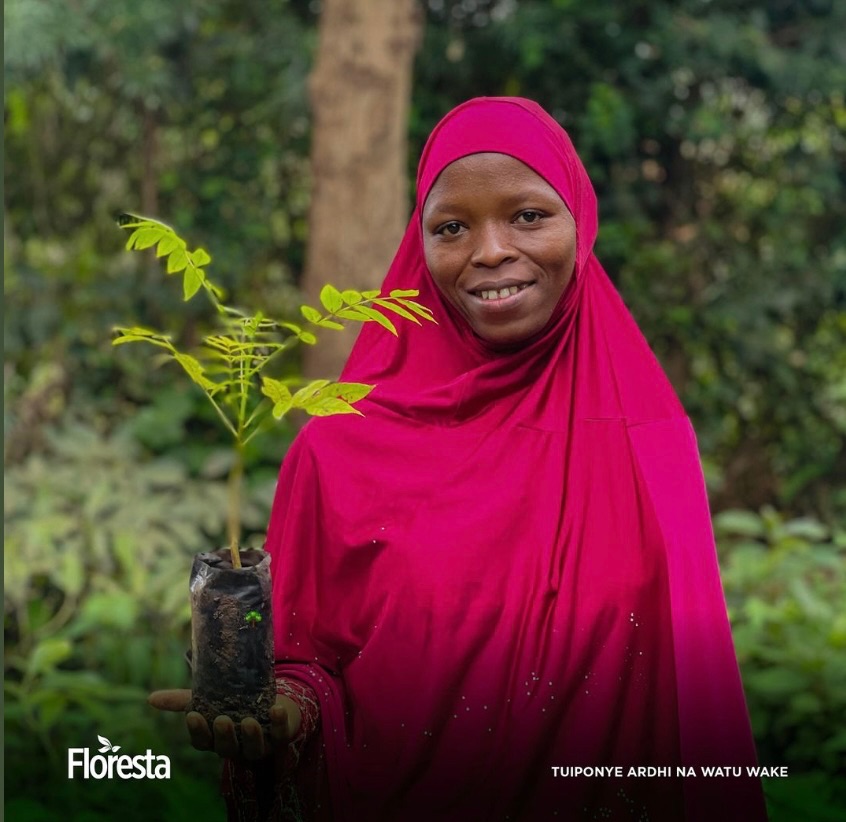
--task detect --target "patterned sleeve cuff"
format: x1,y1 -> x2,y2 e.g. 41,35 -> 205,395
276,676 -> 320,768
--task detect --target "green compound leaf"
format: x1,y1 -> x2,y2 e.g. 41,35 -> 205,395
397,299 -> 436,322
292,380 -> 332,407
183,266 -> 205,301
112,326 -> 173,349
261,378 -> 295,417
112,334 -> 170,348
243,312 -> 265,337
260,378 -> 293,405
191,247 -> 212,267
131,227 -> 163,251
174,353 -> 219,392
300,305 -> 323,324
290,380 -> 374,418
156,235 -> 180,257
114,212 -> 435,446
302,396 -> 363,417
277,321 -> 319,343
118,215 -> 216,307
331,382 -> 375,402
204,335 -> 238,353
335,307 -> 371,322
166,247 -> 189,274
116,212 -> 145,228
272,399 -> 294,420
319,284 -> 344,314
112,325 -> 166,340
373,298 -> 421,324
356,305 -> 397,335
315,318 -> 345,331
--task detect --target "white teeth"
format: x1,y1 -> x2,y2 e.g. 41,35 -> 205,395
477,284 -> 529,301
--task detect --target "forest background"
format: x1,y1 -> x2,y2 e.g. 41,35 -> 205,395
4,1 -> 845,820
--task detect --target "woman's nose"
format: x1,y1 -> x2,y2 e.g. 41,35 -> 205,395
471,223 -> 515,268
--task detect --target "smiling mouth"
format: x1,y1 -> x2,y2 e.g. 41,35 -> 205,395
471,283 -> 533,302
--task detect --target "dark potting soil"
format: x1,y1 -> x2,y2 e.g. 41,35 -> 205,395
188,549 -> 276,727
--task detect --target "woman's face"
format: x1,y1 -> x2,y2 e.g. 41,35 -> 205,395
422,153 -> 577,348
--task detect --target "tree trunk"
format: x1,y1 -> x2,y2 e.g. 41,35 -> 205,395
302,0 -> 422,378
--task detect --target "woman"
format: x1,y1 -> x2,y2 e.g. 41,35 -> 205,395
153,97 -> 767,821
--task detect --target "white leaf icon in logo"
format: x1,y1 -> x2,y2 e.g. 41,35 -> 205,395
111,745 -> 121,752
97,734 -> 114,753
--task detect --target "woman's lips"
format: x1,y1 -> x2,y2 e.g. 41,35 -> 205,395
468,282 -> 535,311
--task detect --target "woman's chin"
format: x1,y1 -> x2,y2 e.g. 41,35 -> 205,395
474,321 -> 540,350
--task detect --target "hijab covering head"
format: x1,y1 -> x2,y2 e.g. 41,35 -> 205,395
267,98 -> 767,822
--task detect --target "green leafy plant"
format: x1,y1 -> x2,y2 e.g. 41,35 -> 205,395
3,419 -> 228,763
716,507 -> 846,819
114,213 -> 434,568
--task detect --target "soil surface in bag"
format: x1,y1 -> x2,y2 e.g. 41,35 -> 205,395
188,548 -> 276,726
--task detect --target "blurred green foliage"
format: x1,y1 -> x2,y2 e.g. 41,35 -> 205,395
716,508 -> 846,818
4,0 -> 845,819
3,419 -> 246,819
414,0 -> 846,519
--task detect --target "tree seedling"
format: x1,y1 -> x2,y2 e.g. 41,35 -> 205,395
114,213 -> 435,569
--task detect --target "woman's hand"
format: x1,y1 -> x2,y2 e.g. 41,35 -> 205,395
148,689 -> 302,761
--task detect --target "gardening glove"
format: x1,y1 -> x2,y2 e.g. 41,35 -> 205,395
148,689 -> 302,761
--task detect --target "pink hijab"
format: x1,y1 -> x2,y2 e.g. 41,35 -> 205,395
269,98 -> 767,821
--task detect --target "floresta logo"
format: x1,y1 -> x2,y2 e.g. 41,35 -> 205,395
67,735 -> 171,780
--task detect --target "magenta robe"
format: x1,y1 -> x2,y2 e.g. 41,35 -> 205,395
265,98 -> 767,822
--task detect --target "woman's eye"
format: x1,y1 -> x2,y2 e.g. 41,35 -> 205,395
517,210 -> 543,224
437,222 -> 463,236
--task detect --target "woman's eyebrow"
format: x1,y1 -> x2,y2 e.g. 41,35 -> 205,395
425,187 -> 559,217
423,200 -> 464,217
498,187 -> 561,206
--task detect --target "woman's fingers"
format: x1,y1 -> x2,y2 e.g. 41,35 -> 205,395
186,711 -> 214,751
212,715 -> 241,759
187,711 -> 263,758
148,689 -> 193,712
240,717 -> 266,760
272,695 -> 302,742
269,701 -> 291,747
149,688 -> 296,760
